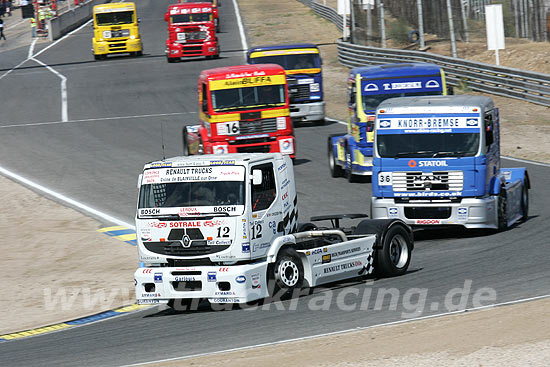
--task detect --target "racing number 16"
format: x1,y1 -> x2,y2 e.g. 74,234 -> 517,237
225,122 -> 240,135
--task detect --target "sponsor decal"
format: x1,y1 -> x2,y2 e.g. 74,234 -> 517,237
150,162 -> 172,168
214,291 -> 236,296
277,162 -> 287,172
322,254 -> 331,264
154,273 -> 163,283
210,298 -> 241,303
394,191 -> 462,197
379,120 -> 391,128
418,161 -> 448,167
457,207 -> 468,221
415,219 -> 441,225
141,293 -> 161,298
408,160 -> 417,168
323,260 -> 363,274
251,273 -> 261,289
252,242 -> 271,252
207,271 -> 217,282
331,247 -> 361,258
174,276 -> 196,282
210,160 -> 236,166
235,275 -> 246,284
142,269 -> 153,274
388,207 -> 399,218
140,255 -> 161,261
242,243 -> 250,253
219,267 -> 229,272
137,299 -> 161,304
207,239 -> 232,246
169,6 -> 212,15
466,118 -> 479,126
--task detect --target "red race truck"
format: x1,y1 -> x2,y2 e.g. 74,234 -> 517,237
183,64 -> 295,157
164,2 -> 219,62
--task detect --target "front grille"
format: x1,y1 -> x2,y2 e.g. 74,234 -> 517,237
228,137 -> 275,145
392,171 -> 463,191
287,78 -> 310,100
185,31 -> 207,40
172,281 -> 202,291
108,43 -> 126,49
144,241 -> 230,256
181,46 -> 204,54
168,258 -> 213,266
239,118 -> 278,135
404,207 -> 452,219
237,145 -> 271,153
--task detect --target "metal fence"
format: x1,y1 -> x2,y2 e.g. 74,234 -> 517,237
300,0 -> 550,107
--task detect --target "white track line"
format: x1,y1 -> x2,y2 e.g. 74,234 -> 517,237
6,18 -> 27,30
325,117 -> 550,167
232,0 -> 248,61
30,57 -> 68,122
120,293 -> 550,367
0,111 -> 194,129
0,166 -> 135,230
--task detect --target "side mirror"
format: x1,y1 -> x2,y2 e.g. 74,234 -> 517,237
137,174 -> 143,189
447,86 -> 454,95
164,13 -> 169,22
137,18 -> 141,23
251,170 -> 262,185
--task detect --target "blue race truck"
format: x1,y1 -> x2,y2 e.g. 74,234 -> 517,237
370,95 -> 530,230
247,43 -> 325,125
328,63 -> 450,181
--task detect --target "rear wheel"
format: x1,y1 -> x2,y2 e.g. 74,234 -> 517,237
374,224 -> 412,277
328,138 -> 343,177
521,176 -> 529,221
497,189 -> 508,231
268,248 -> 304,299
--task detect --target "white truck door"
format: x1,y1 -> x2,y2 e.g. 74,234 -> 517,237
249,162 -> 280,256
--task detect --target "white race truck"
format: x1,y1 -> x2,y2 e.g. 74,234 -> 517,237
134,153 -> 413,308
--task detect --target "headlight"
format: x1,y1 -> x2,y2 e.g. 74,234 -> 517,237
130,35 -> 136,39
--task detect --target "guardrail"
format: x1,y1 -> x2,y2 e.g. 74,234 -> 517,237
47,0 -> 112,41
299,0 -> 550,107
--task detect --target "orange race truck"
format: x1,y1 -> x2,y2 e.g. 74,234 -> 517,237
164,2 -> 219,62
182,64 -> 295,158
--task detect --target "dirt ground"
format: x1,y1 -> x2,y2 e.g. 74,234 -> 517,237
0,2 -> 548,365
149,297 -> 550,367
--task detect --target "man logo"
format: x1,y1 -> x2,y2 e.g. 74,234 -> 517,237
425,80 -> 440,88
379,120 -> 391,128
364,83 -> 379,92
466,119 -> 478,126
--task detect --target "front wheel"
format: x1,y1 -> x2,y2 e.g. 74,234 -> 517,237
375,224 -> 412,277
328,138 -> 344,177
345,145 -> 355,183
521,176 -> 529,221
268,248 -> 304,299
182,127 -> 189,156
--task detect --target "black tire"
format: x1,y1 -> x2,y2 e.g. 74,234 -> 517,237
136,50 -> 143,57
521,176 -> 529,221
182,127 -> 189,156
328,138 -> 344,177
167,298 -> 196,311
497,189 -> 508,231
374,224 -> 412,277
167,56 -> 176,63
345,144 -> 355,183
93,54 -> 101,61
268,247 -> 304,299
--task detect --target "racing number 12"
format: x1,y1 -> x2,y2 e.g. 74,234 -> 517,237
251,223 -> 262,240
217,227 -> 230,238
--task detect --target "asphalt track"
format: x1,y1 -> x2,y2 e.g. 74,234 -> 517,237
0,1 -> 549,366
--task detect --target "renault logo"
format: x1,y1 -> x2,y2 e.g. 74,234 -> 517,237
182,235 -> 191,248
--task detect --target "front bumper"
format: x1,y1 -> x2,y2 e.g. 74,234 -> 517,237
205,135 -> 295,157
290,101 -> 325,122
371,196 -> 499,229
135,262 -> 269,304
93,38 -> 142,55
165,41 -> 218,58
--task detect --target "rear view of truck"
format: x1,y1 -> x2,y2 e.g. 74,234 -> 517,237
165,3 -> 219,62
247,44 -> 325,126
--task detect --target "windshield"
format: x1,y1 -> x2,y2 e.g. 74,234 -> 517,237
95,11 -> 134,26
171,13 -> 211,23
138,166 -> 245,217
182,0 -> 213,3
377,133 -> 480,158
211,84 -> 286,112
250,53 -> 320,71
362,91 -> 441,111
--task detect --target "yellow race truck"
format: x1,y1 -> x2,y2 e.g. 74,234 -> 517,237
92,2 -> 143,60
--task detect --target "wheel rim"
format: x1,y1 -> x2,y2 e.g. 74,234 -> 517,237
389,234 -> 409,269
278,260 -> 299,287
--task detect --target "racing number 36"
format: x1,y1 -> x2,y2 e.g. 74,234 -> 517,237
251,223 -> 262,240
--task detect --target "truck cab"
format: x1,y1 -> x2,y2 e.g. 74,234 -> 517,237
247,43 -> 325,125
179,0 -> 220,32
92,2 -> 142,60
164,3 -> 219,62
328,63 -> 448,180
370,95 -> 530,230
183,64 -> 295,158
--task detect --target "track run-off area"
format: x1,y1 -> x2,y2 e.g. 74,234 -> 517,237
0,1 -> 549,366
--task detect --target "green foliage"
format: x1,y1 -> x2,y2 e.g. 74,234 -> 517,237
387,18 -> 410,45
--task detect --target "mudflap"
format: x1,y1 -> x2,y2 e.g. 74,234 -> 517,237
185,125 -> 203,155
499,168 -> 529,227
